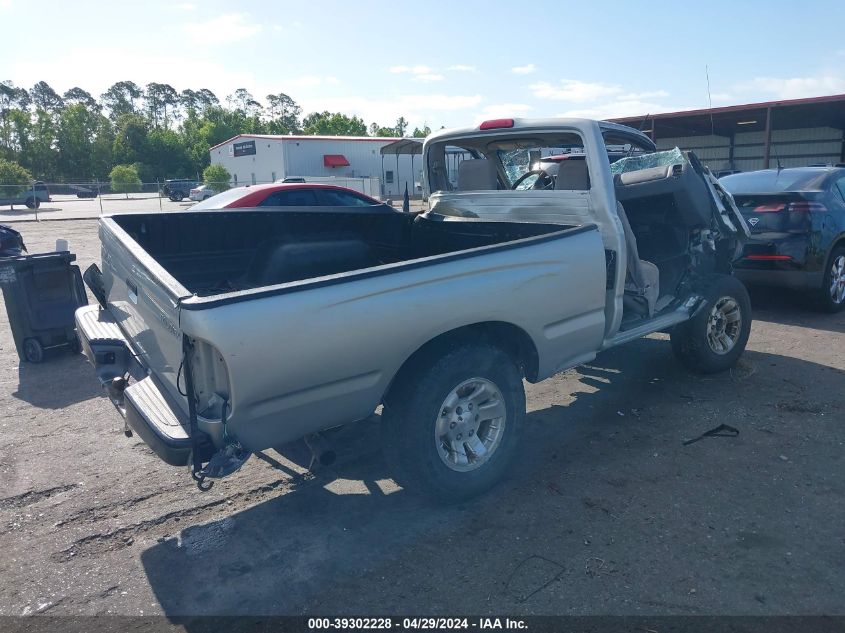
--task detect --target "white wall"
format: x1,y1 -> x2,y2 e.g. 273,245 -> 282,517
210,136 -> 422,197
210,138 -> 285,186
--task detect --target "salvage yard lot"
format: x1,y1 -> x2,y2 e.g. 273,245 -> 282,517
0,219 -> 843,616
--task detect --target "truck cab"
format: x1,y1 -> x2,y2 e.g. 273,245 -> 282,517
422,117 -> 749,344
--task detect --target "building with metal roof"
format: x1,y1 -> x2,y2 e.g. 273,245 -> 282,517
610,94 -> 845,174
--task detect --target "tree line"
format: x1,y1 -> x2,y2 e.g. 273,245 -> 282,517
0,80 -> 433,184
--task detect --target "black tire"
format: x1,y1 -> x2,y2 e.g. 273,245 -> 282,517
25,197 -> 40,209
68,336 -> 82,355
814,246 -> 845,313
670,274 -> 752,373
169,193 -> 181,202
381,341 -> 525,503
23,338 -> 44,363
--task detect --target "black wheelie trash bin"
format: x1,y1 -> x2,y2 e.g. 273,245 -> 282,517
0,251 -> 87,363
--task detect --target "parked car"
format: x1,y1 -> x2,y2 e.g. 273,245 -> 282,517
162,179 -> 199,202
0,181 -> 50,209
721,167 -> 845,312
0,224 -> 26,256
75,117 -> 750,502
189,183 -> 391,211
71,184 -> 99,199
189,185 -> 216,202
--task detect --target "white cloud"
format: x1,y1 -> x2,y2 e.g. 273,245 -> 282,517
390,65 -> 433,75
8,46 -> 259,101
415,74 -> 444,83
530,80 -> 622,103
175,2 -> 196,10
292,76 -> 340,87
709,92 -> 735,104
477,103 -> 533,121
559,98 -> 691,120
617,90 -> 670,101
300,93 -> 484,127
183,13 -> 262,44
511,64 -> 537,75
448,65 -> 476,72
0,0 -> 12,8
736,75 -> 845,100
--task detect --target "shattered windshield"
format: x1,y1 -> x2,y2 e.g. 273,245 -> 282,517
498,149 -> 532,185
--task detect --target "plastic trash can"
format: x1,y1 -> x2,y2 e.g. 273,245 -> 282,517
0,251 -> 88,363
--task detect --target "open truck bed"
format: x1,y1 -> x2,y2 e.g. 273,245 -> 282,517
78,207 -> 606,471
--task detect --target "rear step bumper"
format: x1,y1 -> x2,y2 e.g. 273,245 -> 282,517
75,304 -> 192,466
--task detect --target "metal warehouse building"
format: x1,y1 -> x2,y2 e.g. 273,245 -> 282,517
209,134 -> 420,198
610,93 -> 845,173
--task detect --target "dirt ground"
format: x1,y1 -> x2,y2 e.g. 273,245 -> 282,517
0,218 -> 843,617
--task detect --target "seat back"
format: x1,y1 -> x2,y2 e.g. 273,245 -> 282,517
555,159 -> 591,190
457,159 -> 497,191
244,237 -> 378,287
615,202 -> 644,290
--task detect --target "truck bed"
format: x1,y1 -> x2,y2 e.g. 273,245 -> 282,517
91,208 -> 607,459
112,209 -> 575,296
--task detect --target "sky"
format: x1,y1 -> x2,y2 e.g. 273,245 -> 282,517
2,0 -> 845,130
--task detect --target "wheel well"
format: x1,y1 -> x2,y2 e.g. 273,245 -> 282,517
383,322 -> 539,406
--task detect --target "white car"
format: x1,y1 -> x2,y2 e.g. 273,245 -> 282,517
188,185 -> 216,202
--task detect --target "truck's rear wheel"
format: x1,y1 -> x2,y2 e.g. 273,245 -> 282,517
670,274 -> 751,373
382,342 -> 525,503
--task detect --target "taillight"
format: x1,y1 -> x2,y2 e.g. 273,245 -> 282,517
786,201 -> 827,213
479,118 -> 514,130
752,201 -> 826,213
745,254 -> 793,261
753,203 -> 785,212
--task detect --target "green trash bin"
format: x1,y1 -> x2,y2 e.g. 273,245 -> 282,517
0,251 -> 88,363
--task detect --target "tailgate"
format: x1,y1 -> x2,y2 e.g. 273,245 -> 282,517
99,218 -> 192,405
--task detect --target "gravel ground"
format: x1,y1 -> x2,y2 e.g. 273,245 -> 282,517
0,219 -> 843,617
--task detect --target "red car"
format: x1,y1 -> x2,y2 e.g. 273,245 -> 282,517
189,183 -> 391,211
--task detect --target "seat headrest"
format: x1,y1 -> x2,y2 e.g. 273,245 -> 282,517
554,159 -> 591,191
457,159 -> 498,191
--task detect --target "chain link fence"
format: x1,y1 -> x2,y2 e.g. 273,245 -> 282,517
1,180 -> 221,222
1,178 -> 422,223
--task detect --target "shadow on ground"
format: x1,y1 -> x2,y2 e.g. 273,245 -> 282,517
140,336 -> 845,618
747,286 -> 845,334
13,351 -> 102,409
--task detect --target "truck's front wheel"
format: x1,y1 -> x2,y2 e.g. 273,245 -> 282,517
25,197 -> 40,209
382,342 -> 525,503
670,274 -> 751,373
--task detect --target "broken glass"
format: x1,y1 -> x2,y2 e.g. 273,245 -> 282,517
609,147 -> 685,175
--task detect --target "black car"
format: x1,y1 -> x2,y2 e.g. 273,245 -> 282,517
70,184 -> 98,198
162,179 -> 199,202
721,167 -> 845,312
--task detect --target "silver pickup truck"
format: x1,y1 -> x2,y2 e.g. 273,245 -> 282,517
75,118 -> 750,501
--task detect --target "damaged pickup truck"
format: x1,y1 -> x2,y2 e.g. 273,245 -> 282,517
76,117 -> 751,502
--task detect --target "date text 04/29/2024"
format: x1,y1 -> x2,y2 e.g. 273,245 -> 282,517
307,617 -> 528,630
